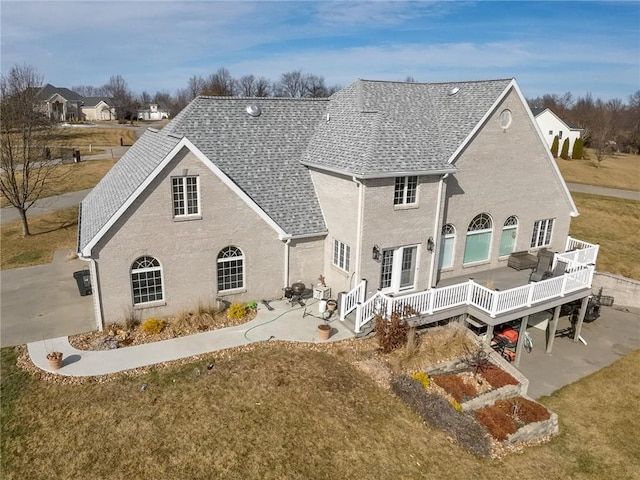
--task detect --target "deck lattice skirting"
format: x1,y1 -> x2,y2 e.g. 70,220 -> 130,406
339,237 -> 598,333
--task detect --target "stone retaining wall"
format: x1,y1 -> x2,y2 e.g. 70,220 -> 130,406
593,272 -> 640,309
505,411 -> 559,445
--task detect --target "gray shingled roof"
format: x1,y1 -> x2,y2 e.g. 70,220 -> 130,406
79,78 -> 515,252
82,97 -> 115,107
302,79 -> 512,176
163,97 -> 329,237
78,129 -> 182,252
36,84 -> 84,102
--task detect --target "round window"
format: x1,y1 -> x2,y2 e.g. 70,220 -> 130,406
499,109 -> 512,129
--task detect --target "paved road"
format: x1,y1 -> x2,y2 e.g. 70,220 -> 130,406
0,189 -> 92,224
567,183 -> 640,201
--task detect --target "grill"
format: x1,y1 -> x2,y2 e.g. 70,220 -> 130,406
284,282 -> 306,306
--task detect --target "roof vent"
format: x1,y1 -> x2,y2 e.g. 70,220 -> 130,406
246,104 -> 262,117
448,86 -> 460,96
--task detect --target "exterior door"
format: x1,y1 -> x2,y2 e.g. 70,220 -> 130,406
380,245 -> 418,294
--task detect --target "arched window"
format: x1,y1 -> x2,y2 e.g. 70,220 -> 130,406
217,246 -> 244,292
131,256 -> 163,305
439,224 -> 456,269
463,214 -> 493,264
500,216 -> 518,256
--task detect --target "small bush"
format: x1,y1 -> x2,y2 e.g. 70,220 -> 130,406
431,373 -> 478,402
141,317 -> 165,335
551,135 -> 559,157
123,308 -> 141,330
450,399 -> 463,412
227,302 -> 247,321
572,137 -> 584,159
374,310 -> 411,354
410,371 -> 430,389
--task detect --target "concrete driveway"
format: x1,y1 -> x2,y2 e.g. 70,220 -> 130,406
1,250 -> 96,347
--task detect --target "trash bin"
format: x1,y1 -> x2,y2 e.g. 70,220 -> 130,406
73,267 -> 92,296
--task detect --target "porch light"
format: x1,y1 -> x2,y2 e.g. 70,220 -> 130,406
427,237 -> 435,252
372,244 -> 381,261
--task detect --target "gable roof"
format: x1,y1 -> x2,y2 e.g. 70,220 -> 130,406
533,107 -> 583,131
82,97 -> 115,107
37,84 -> 84,102
79,77 -> 576,256
301,79 -> 512,177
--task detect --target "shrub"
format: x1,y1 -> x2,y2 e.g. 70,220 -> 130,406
481,363 -> 519,388
374,313 -> 409,353
227,302 -> 247,321
141,317 -> 165,335
391,375 -> 491,457
410,371 -> 430,389
572,137 -> 584,159
450,399 -> 463,412
431,373 -> 478,402
551,135 -> 559,157
560,138 -> 570,159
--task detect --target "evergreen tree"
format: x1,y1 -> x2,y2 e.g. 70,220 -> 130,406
572,137 -> 584,159
551,135 -> 559,157
560,138 -> 570,159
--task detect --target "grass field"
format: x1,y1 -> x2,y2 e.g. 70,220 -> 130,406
0,207 -> 78,269
0,159 -> 117,208
570,193 -> 640,279
556,151 -> 640,192
1,344 -> 638,479
50,127 -> 137,147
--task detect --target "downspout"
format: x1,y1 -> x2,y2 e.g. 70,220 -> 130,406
352,176 -> 365,288
78,255 -> 104,332
428,174 -> 448,288
283,239 -> 291,288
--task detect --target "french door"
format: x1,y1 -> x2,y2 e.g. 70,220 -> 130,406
380,245 -> 418,294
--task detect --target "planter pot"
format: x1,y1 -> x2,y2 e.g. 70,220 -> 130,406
326,300 -> 337,312
317,324 -> 331,341
47,354 -> 63,370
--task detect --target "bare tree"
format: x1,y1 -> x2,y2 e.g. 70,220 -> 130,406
203,68 -> 235,96
304,74 -> 327,98
187,75 -> 206,100
237,74 -> 257,97
254,77 -> 271,97
71,84 -> 107,97
276,70 -> 308,98
103,74 -> 134,119
0,65 -> 61,236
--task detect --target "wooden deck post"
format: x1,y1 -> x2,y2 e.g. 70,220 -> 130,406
546,305 -> 562,353
514,315 -> 529,367
485,324 -> 494,344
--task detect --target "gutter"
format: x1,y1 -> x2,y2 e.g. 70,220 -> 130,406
428,173 -> 448,288
302,162 -> 457,180
352,176 -> 365,284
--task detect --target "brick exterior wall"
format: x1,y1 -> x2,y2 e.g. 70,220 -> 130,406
94,148 -> 288,323
438,88 -> 574,282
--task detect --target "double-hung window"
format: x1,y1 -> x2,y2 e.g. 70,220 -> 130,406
172,176 -> 200,217
531,219 -> 554,248
394,176 -> 418,206
332,239 -> 351,272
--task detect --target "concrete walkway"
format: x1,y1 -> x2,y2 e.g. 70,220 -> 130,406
566,183 -> 640,201
0,189 -> 92,224
28,299 -> 354,376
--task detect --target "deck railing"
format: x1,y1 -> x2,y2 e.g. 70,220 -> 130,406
339,279 -> 367,321
346,238 -> 598,333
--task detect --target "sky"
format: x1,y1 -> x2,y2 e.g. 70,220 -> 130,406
1,1 -> 639,102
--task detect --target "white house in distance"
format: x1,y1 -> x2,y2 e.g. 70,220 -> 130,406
81,97 -> 116,121
533,108 -> 583,156
78,77 -> 599,354
137,103 -> 170,121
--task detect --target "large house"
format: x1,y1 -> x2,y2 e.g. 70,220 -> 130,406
36,84 -> 85,122
81,97 -> 116,121
78,78 -> 597,348
533,107 -> 583,156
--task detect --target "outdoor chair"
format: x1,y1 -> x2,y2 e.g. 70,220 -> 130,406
529,248 -> 555,282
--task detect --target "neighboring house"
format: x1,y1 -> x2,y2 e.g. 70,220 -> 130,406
36,84 -> 84,122
137,103 -> 170,120
81,97 -> 116,121
532,108 -> 583,156
78,78 -> 593,337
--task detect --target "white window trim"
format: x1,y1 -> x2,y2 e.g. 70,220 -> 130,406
531,219 -> 554,248
332,239 -> 351,272
217,246 -> 245,293
172,175 -> 201,218
380,244 -> 419,293
131,256 -> 165,306
394,176 -> 419,206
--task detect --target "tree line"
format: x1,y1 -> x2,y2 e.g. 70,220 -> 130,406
527,90 -> 640,157
72,68 -> 342,120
